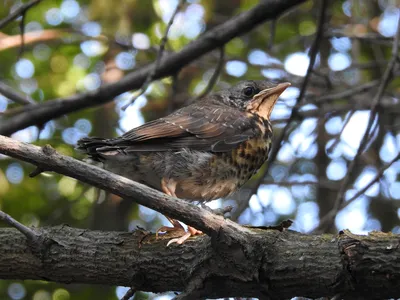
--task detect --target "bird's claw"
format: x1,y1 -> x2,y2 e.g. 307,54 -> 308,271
166,226 -> 202,246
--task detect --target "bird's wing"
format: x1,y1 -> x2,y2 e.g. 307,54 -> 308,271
84,104 -> 261,153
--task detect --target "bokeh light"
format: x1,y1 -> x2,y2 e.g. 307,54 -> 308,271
8,283 -> 26,300
15,59 -> 35,79
225,60 -> 248,77
284,52 -> 309,76
1,1 -> 400,298
132,33 -> 151,49
45,8 -> 63,26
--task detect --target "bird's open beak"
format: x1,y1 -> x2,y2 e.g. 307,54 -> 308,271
247,82 -> 291,119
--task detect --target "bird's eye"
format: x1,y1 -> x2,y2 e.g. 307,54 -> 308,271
243,86 -> 256,97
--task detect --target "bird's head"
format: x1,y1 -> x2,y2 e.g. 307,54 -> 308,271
214,80 -> 291,119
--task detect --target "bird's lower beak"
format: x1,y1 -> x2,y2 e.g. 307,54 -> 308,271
248,82 -> 291,119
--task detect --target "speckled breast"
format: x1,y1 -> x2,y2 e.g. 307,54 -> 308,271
214,116 -> 273,188
229,136 -> 271,184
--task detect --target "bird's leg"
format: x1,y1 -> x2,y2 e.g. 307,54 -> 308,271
157,178 -> 202,245
156,178 -> 185,236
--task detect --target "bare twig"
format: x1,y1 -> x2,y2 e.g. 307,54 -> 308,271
167,72 -> 180,114
0,135 -> 248,237
268,19 -> 277,49
0,0 -> 42,29
272,0 -> 329,139
193,46 -> 225,101
312,80 -> 380,103
319,15 -> 400,232
326,110 -> 355,154
325,30 -> 395,41
122,0 -> 185,110
0,210 -> 40,241
18,11 -> 26,58
241,0 -> 330,208
0,81 -> 35,105
0,0 -> 306,136
121,287 -> 136,300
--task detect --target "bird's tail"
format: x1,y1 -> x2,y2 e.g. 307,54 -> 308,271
76,137 -> 117,161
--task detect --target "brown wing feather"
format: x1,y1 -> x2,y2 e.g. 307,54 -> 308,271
89,103 -> 260,153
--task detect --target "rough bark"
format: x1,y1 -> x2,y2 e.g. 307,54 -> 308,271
0,226 -> 400,299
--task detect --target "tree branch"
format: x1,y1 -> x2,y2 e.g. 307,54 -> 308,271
0,135 -> 243,238
1,226 -> 400,299
193,46 -> 225,101
319,15 -> 400,231
0,0 -> 306,136
122,0 -> 185,110
0,81 -> 36,106
238,0 -> 330,214
0,210 -> 39,240
313,151 -> 400,233
0,0 -> 42,29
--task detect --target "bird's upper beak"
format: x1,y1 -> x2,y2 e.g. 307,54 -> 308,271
247,82 -> 291,119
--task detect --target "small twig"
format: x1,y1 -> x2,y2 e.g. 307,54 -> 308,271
0,81 -> 35,105
194,46 -> 225,101
121,287 -> 136,300
122,0 -> 185,110
312,80 -> 380,104
18,12 -> 26,58
325,30 -> 395,41
313,151 -> 400,233
0,0 -> 42,29
0,210 -> 40,241
242,0 -> 330,205
167,73 -> 180,114
29,166 -> 46,177
268,19 -> 277,49
172,271 -> 206,300
320,15 -> 400,232
326,110 -> 355,154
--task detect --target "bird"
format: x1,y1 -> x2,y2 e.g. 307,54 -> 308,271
77,80 -> 290,245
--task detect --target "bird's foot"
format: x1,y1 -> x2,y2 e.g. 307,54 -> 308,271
166,226 -> 203,246
156,219 -> 185,238
156,218 -> 203,246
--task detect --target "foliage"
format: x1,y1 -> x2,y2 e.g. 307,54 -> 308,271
0,0 -> 399,299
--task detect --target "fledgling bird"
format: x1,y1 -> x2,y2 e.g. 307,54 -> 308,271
77,80 -> 290,244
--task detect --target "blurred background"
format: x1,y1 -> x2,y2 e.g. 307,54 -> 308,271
1,0 -> 400,299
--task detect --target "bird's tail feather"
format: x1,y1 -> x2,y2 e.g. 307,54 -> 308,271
76,137 -> 119,161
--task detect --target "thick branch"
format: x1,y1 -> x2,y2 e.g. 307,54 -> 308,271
1,226 -> 400,299
0,0 -> 305,136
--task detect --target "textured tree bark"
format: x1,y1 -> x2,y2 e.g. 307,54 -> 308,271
0,226 -> 400,299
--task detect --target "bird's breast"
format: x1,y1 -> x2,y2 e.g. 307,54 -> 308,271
210,116 -> 273,189
228,135 -> 272,184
